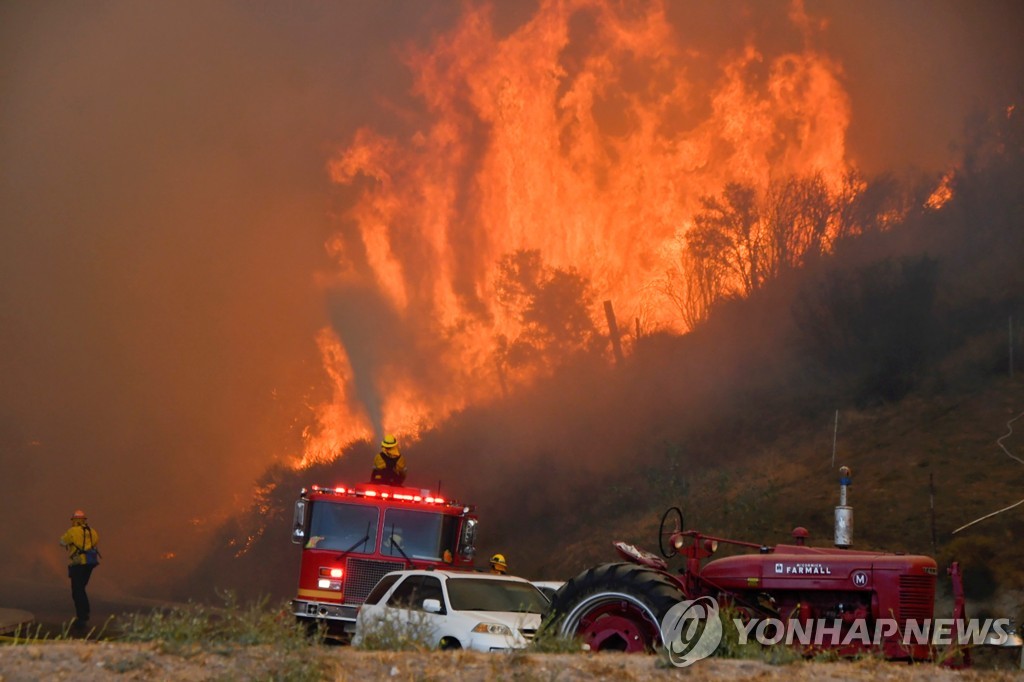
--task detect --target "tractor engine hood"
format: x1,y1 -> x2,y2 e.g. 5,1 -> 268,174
699,544 -> 938,591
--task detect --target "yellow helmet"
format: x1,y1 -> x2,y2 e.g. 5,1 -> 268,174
381,434 -> 398,449
490,553 -> 507,572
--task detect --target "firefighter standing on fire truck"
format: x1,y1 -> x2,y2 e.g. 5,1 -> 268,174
371,434 -> 407,486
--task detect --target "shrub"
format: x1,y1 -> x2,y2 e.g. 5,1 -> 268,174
526,613 -> 587,654
353,608 -> 435,651
119,591 -> 326,682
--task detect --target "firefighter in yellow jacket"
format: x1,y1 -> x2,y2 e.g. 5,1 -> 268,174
59,510 -> 100,629
371,434 -> 407,486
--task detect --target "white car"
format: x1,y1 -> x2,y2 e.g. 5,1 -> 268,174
353,570 -> 549,652
530,580 -> 565,602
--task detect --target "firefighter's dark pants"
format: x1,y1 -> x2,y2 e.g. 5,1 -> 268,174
68,564 -> 95,623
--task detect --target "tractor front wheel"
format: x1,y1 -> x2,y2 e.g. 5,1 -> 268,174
548,562 -> 686,653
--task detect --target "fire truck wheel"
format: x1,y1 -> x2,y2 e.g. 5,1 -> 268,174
297,617 -> 321,638
548,562 -> 685,653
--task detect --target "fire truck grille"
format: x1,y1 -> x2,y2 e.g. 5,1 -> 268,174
344,558 -> 405,604
897,574 -> 934,624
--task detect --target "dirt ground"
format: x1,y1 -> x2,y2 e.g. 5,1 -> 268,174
0,643 -> 1022,682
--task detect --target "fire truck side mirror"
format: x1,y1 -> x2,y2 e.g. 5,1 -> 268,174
292,499 -> 307,545
459,518 -> 478,560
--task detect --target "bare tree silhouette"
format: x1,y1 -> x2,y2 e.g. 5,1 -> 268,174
493,249 -> 598,377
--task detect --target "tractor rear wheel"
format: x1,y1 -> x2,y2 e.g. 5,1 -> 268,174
548,562 -> 686,653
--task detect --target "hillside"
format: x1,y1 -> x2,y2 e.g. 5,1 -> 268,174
528,376 -> 1024,616
174,362 -> 1024,633
164,103 -> 1024,635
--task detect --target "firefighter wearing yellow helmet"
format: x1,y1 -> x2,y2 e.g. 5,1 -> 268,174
371,434 -> 407,486
490,553 -> 508,575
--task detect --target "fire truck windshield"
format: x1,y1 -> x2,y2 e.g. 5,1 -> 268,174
306,501 -> 379,553
381,509 -> 460,561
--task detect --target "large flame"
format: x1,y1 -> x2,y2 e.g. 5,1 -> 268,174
300,0 -> 853,466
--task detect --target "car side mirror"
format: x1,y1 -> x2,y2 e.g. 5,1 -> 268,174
422,598 -> 442,613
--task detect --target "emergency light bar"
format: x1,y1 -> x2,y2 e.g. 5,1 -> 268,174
308,483 -> 460,509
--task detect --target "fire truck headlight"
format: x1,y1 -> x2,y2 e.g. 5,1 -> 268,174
318,578 -> 331,589
472,622 -> 512,636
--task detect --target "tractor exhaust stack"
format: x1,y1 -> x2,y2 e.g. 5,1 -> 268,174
834,465 -> 853,548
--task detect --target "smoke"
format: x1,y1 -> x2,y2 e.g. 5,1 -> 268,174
818,0 -> 1024,174
326,283 -> 458,438
1,0 -> 1021,613
0,1 -> 448,604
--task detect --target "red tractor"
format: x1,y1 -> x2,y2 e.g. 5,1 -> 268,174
549,467 -> 971,663
290,481 -> 478,638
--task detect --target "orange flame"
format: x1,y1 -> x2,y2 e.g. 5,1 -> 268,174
925,170 -> 955,211
299,0 -> 853,467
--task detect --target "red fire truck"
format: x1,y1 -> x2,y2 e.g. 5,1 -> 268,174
290,481 -> 478,636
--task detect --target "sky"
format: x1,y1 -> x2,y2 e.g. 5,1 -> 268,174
1,0 -> 1022,602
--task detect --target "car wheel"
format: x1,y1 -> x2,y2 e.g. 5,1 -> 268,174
439,636 -> 462,650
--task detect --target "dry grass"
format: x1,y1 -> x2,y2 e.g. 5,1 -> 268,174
0,644 -> 1021,682
543,378 -> 1024,623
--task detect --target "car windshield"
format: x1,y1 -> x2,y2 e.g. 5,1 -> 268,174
445,578 -> 549,614
307,501 -> 378,553
381,509 -> 460,560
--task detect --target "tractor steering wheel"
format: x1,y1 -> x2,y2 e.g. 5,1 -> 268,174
658,506 -> 685,558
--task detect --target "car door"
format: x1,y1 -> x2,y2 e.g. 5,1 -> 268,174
414,575 -> 454,647
382,575 -> 445,646
354,573 -> 405,640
